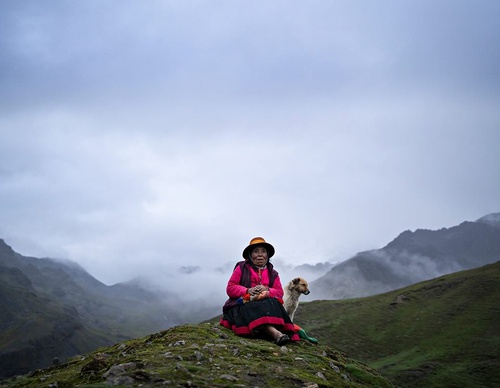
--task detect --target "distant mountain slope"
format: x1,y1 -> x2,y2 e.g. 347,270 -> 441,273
295,261 -> 500,387
310,213 -> 500,300
0,239 -> 191,378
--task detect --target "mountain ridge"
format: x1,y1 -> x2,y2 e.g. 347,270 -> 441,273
309,213 -> 500,300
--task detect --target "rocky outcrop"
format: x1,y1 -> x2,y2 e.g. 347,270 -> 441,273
3,323 -> 394,387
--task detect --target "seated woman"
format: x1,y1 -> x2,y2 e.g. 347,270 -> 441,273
220,237 -> 299,345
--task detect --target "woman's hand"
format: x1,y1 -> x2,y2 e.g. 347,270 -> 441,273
248,285 -> 267,295
247,287 -> 257,295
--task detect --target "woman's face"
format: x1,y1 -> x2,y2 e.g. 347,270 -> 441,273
250,246 -> 268,267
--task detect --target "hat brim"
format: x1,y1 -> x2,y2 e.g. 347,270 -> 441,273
242,242 -> 275,259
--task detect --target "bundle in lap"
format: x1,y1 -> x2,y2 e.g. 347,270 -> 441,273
237,290 -> 269,304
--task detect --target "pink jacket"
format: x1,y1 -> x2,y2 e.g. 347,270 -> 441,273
226,263 -> 284,299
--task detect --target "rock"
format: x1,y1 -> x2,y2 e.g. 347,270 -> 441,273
105,375 -> 135,386
102,362 -> 138,378
330,361 -> 340,373
102,362 -> 139,386
220,374 -> 238,381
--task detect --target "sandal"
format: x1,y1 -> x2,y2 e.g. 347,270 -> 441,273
275,334 -> 289,346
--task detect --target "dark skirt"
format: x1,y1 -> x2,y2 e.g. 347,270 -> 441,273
220,298 -> 300,341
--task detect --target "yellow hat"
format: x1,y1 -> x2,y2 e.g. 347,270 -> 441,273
242,237 -> 275,259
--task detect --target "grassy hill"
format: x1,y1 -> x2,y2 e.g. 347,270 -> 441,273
0,239 -> 207,378
1,323 -> 393,387
294,261 -> 500,387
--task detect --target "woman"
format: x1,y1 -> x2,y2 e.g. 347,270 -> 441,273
220,237 -> 299,345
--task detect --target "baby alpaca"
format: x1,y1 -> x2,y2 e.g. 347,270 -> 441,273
283,277 -> 310,321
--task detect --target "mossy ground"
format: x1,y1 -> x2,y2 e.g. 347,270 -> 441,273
1,323 -> 393,387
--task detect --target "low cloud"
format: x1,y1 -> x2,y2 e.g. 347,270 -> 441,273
1,1 -> 499,287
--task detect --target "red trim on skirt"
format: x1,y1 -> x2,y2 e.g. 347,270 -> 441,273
220,317 -> 300,341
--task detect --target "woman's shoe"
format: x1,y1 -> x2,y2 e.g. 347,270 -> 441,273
275,334 -> 289,346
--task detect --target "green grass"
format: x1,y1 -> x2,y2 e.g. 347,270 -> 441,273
294,261 -> 500,387
0,323 -> 394,387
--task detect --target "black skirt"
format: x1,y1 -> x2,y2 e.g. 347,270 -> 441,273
220,298 -> 299,341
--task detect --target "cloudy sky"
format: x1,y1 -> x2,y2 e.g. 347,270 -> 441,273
1,1 -> 500,288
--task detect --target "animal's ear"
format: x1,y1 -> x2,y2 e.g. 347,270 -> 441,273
293,277 -> 301,284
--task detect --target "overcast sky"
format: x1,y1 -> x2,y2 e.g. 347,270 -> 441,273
1,1 -> 500,288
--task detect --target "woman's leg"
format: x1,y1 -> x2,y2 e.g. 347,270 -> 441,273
260,324 -> 289,344
260,324 -> 281,340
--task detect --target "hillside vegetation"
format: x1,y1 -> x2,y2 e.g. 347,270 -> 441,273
1,323 -> 393,387
295,261 -> 500,387
0,239 -> 213,378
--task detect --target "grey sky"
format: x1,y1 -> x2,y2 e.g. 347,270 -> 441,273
1,1 -> 500,288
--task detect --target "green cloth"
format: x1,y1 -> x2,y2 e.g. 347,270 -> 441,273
297,328 -> 318,343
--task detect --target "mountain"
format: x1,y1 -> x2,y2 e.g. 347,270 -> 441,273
2,211 -> 498,379
4,256 -> 496,387
1,323 -> 393,387
270,259 -> 335,287
0,239 -> 203,378
309,212 -> 500,300
294,261 -> 500,387
476,212 -> 500,228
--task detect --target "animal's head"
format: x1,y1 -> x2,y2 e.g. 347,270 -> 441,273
291,277 -> 310,295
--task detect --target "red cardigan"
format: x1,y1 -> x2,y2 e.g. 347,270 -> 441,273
226,262 -> 284,299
